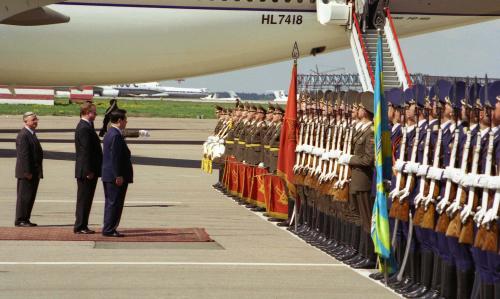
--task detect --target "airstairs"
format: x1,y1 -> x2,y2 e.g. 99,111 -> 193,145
316,1 -> 412,91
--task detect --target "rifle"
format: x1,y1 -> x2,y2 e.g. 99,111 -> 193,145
445,127 -> 472,238
319,95 -> 338,184
477,189 -> 499,252
304,92 -> 324,186
458,79 -> 483,245
413,103 -> 432,226
327,94 -> 346,184
293,96 -> 306,175
435,82 -> 460,233
389,92 -> 408,219
317,92 -> 334,185
334,94 -> 353,201
299,96 -> 315,176
394,89 -> 421,222
313,93 -> 330,178
419,88 -> 444,230
473,76 -> 495,248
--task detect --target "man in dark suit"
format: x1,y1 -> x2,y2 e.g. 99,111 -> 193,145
74,102 -> 102,234
15,112 -> 43,227
101,109 -> 133,237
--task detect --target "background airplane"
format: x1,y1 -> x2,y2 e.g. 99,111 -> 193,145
94,82 -> 208,98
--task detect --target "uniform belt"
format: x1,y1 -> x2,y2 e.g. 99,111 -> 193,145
264,145 -> 271,149
225,141 -> 234,144
245,144 -> 261,148
238,141 -> 246,145
270,148 -> 279,152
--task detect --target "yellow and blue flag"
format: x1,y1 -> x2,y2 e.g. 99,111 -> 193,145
371,31 -> 397,274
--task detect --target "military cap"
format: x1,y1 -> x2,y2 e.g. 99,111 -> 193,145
467,83 -> 482,108
358,91 -> 374,114
434,80 -> 453,105
386,88 -> 403,108
256,105 -> 266,113
345,90 -> 359,107
403,88 -> 415,106
248,104 -> 257,112
478,84 -> 490,108
274,105 -> 285,114
488,80 -> 500,104
215,105 -> 224,111
227,108 -> 234,113
267,102 -> 276,113
449,81 -> 466,110
243,102 -> 250,110
413,84 -> 427,108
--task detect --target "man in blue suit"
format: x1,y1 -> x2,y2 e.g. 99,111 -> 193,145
101,109 -> 133,237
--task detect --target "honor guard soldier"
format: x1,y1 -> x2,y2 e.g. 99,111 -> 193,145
338,91 -> 375,269
245,105 -> 267,166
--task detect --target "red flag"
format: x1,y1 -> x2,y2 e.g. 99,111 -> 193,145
276,63 -> 297,199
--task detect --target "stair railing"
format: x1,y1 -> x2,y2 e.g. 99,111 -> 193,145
384,8 -> 412,89
351,12 -> 374,91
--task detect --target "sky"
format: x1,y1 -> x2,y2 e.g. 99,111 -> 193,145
162,20 -> 500,93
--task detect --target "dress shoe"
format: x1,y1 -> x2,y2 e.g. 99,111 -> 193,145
344,254 -> 365,265
369,272 -> 385,281
276,221 -> 290,227
403,285 -> 430,298
74,228 -> 95,234
351,258 -> 376,269
15,221 -> 37,227
102,231 -> 124,237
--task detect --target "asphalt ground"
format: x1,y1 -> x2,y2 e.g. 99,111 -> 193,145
0,115 -> 399,299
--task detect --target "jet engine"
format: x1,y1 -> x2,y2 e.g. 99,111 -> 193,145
316,0 -> 352,26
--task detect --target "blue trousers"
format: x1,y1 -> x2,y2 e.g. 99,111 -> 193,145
103,182 -> 128,235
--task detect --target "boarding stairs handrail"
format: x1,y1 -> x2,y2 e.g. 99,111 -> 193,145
351,12 -> 375,92
384,8 -> 412,89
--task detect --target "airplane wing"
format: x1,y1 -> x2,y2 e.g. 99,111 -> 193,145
0,1 -> 69,26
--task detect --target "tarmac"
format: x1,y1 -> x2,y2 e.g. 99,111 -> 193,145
0,115 -> 399,299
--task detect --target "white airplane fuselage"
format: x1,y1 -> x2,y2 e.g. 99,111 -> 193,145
0,0 -> 497,86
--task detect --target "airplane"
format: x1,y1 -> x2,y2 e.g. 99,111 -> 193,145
0,0 -> 498,87
94,82 -> 208,98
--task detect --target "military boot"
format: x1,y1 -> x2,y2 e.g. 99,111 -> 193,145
403,250 -> 433,298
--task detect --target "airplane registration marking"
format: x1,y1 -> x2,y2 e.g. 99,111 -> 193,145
261,14 -> 303,25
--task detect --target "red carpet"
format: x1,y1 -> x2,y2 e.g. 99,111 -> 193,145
0,227 -> 213,242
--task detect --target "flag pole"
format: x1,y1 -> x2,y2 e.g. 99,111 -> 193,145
292,42 -> 300,232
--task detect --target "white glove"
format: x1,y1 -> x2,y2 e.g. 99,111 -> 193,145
426,167 -> 444,180
451,168 -> 464,184
446,201 -> 460,216
139,130 -> 150,137
417,165 -> 430,177
320,152 -> 330,161
312,147 -> 325,157
481,208 -> 498,226
405,162 -> 420,174
258,162 -> 265,168
443,167 -> 455,180
461,203 -> 474,223
295,145 -> 304,153
473,174 -> 489,188
331,149 -> 342,159
394,160 -> 406,172
487,175 -> 500,190
460,173 -> 477,187
339,154 -> 352,165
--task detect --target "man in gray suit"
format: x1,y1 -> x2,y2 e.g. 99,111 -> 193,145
15,112 -> 43,227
